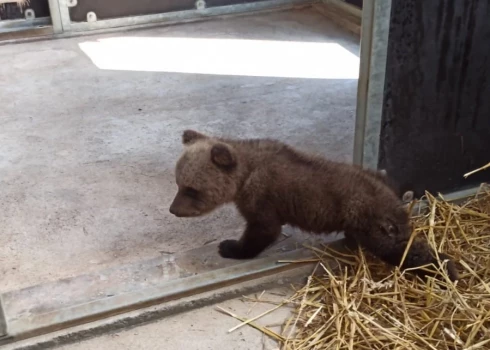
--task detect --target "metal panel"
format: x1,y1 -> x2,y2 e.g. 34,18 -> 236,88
63,0 -> 309,33
0,0 -> 49,20
379,0 -> 490,197
68,0 -> 268,22
353,0 -> 391,169
69,0 -> 195,22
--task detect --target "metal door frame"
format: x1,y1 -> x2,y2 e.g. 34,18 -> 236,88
353,0 -> 391,170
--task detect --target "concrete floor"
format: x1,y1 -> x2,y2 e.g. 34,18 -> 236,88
58,288 -> 292,350
0,8 -> 359,292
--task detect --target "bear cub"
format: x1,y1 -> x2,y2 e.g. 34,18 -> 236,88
169,130 -> 458,281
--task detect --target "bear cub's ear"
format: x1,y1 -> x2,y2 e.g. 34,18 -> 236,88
211,143 -> 236,170
182,130 -> 208,145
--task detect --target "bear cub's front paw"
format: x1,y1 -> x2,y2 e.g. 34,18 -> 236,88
218,239 -> 245,259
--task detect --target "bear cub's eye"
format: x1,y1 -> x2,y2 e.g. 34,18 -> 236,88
184,187 -> 200,199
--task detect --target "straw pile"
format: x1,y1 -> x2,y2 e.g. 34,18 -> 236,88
219,184 -> 490,350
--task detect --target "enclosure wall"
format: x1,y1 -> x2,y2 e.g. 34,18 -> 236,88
69,0 -> 270,22
379,0 -> 490,197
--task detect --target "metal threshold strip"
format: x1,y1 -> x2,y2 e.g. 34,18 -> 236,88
0,236 -> 316,347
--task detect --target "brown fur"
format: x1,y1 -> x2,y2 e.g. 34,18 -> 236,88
170,130 -> 458,281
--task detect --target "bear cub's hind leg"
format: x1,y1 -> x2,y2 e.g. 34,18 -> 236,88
355,224 -> 459,281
